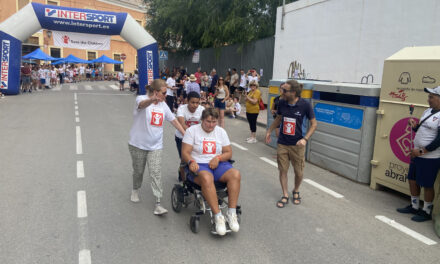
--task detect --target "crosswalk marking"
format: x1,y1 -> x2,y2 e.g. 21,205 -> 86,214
110,84 -> 119,90
70,85 -> 78,90
84,85 -> 93,90
46,83 -> 132,92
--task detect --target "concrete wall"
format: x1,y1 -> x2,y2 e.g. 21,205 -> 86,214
273,0 -> 440,84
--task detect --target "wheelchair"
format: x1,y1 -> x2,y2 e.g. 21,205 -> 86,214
171,161 -> 242,235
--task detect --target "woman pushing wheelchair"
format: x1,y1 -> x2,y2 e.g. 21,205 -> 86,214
181,108 -> 241,235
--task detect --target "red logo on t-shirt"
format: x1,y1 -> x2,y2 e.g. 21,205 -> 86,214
150,112 -> 163,127
203,140 -> 216,154
283,117 -> 296,136
185,120 -> 199,127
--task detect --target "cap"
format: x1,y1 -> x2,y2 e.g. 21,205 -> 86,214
424,86 -> 440,95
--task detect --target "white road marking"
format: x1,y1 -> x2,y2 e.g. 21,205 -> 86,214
77,191 -> 88,218
231,142 -> 248,151
75,101 -> 78,105
76,93 -> 132,96
79,249 -> 91,264
98,85 -> 106,90
77,161 -> 85,178
84,85 -> 93,91
70,85 -> 78,90
52,85 -> 61,91
76,117 -> 80,123
75,105 -> 79,110
303,179 -> 344,198
110,84 -> 119,90
74,93 -> 77,100
260,157 -> 278,167
75,110 -> 79,116
76,126 -> 83,155
375,215 -> 437,246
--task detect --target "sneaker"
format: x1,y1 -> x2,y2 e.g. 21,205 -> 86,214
154,204 -> 168,215
246,138 -> 257,143
245,137 -> 252,142
397,205 -> 419,214
214,214 -> 227,236
225,212 -> 240,232
411,209 -> 432,222
130,189 -> 140,203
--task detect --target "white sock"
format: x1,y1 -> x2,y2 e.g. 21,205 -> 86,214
215,212 -> 222,218
411,196 -> 420,210
228,208 -> 236,215
423,202 -> 433,214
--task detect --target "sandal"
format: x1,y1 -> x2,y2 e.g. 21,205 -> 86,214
292,191 -> 301,205
277,196 -> 289,208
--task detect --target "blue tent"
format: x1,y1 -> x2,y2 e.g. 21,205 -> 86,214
90,55 -> 122,64
22,48 -> 59,61
51,54 -> 90,65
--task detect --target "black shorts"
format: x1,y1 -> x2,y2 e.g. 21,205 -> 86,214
408,157 -> 440,187
237,86 -> 245,92
230,86 -> 237,96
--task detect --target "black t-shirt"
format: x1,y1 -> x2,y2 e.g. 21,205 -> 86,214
176,77 -> 183,88
277,98 -> 315,145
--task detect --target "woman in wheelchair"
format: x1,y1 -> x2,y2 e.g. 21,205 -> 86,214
181,108 -> 241,235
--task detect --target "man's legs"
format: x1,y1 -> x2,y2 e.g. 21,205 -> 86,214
277,144 -> 291,206
193,171 -> 220,214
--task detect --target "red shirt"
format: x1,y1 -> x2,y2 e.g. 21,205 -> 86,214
195,72 -> 202,84
21,66 -> 31,75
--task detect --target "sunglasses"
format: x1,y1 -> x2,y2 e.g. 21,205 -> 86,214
282,88 -> 291,93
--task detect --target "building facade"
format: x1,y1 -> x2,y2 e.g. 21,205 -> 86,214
0,0 -> 148,73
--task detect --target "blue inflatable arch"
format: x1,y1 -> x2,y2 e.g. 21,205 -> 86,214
0,3 -> 158,95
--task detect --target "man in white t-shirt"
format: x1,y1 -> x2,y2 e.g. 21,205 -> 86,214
79,65 -> 85,81
175,91 -> 205,181
181,108 -> 241,236
397,86 -> 440,222
118,71 -> 125,91
166,74 -> 178,112
246,68 -> 260,92
128,79 -> 185,215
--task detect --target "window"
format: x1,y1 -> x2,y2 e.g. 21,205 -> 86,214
50,48 -> 61,58
46,0 -> 59,6
87,51 -> 97,61
26,37 -> 39,45
114,54 -> 122,72
17,0 -> 30,11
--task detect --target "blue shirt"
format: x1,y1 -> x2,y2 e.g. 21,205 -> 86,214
187,81 -> 200,95
210,74 -> 218,90
277,98 -> 315,145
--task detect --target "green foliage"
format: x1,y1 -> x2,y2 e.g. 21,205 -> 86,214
144,0 -> 297,51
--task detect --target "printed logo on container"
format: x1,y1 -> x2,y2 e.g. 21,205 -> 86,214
146,50 -> 154,85
1,40 -> 10,90
202,139 -> 216,155
283,117 -> 296,136
150,111 -> 163,127
389,117 -> 419,164
45,8 -> 117,24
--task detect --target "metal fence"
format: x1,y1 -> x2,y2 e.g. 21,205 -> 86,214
161,36 -> 274,86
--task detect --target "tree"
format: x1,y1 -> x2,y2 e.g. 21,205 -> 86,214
144,0 -> 297,51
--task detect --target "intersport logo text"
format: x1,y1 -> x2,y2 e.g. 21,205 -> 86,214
45,8 -> 117,24
1,40 -> 10,89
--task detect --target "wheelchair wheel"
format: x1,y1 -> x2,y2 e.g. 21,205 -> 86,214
190,216 -> 200,233
171,186 -> 183,213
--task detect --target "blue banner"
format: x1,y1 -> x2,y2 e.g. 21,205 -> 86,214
0,31 -> 21,95
137,43 -> 159,95
314,103 -> 364,129
32,3 -> 127,35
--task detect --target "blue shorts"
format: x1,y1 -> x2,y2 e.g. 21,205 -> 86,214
40,79 -> 45,84
214,98 -> 226,109
187,162 -> 233,182
408,157 -> 440,188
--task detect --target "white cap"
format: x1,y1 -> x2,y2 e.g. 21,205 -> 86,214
424,86 -> 440,95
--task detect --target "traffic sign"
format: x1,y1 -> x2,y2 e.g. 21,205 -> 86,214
159,50 -> 168,60
121,53 -> 126,60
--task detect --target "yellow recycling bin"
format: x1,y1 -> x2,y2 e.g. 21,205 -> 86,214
370,46 -> 440,237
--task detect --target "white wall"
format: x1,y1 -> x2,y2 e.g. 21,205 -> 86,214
273,0 -> 440,84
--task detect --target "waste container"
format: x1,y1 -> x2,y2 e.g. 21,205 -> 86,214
307,82 -> 380,183
266,79 -> 316,149
369,46 -> 440,237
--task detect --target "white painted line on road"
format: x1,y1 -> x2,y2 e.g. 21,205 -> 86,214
52,85 -> 61,91
74,93 -> 77,100
75,105 -> 79,110
84,85 -> 93,91
79,249 -> 91,264
98,86 -> 106,90
77,161 -> 85,179
70,85 -> 78,90
76,93 -> 132,96
231,142 -> 248,151
75,110 -> 79,116
110,84 -> 119,90
77,191 -> 88,218
375,215 -> 437,246
76,117 -> 80,123
304,179 -> 344,199
75,101 -> 78,105
76,126 -> 83,155
260,157 -> 278,167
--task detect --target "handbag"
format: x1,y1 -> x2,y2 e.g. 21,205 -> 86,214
259,97 -> 265,110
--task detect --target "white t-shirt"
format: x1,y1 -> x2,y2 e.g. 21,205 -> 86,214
129,95 -> 175,151
182,124 -> 231,164
79,66 -> 85,74
414,108 -> 440,159
248,75 -> 259,85
235,102 -> 241,115
239,74 -> 247,87
166,77 -> 175,96
175,104 -> 205,139
118,72 -> 125,81
38,69 -> 45,79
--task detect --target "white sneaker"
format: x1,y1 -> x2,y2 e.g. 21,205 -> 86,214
214,214 -> 227,236
130,189 -> 140,203
154,204 -> 168,215
245,137 -> 252,142
246,138 -> 257,143
225,211 -> 240,232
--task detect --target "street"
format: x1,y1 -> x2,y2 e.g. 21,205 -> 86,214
1,81 -> 439,264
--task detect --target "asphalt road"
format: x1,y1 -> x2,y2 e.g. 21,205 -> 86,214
1,82 -> 439,264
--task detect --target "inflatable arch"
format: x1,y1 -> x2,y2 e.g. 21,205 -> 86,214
0,3 -> 158,95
